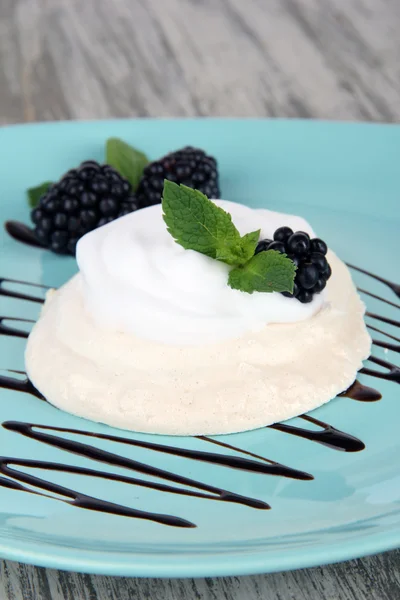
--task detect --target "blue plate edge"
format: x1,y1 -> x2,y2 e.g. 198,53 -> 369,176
2,117 -> 400,132
0,528 -> 399,578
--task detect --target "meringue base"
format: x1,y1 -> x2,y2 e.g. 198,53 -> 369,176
26,251 -> 371,435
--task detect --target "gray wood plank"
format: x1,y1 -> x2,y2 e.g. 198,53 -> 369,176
0,551 -> 400,600
0,0 -> 399,598
1,0 -> 400,123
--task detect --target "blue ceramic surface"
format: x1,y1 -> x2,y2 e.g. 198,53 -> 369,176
0,119 -> 399,577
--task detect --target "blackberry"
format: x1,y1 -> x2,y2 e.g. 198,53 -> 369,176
31,161 -> 138,255
324,263 -> 332,280
136,146 -> 220,208
313,278 -> 327,293
310,237 -> 328,255
255,229 -> 331,303
296,263 -> 319,290
255,239 -> 272,254
309,251 -> 328,272
287,254 -> 302,268
268,240 -> 286,253
273,226 -> 293,244
286,232 -> 310,256
281,282 -> 300,298
297,289 -> 313,304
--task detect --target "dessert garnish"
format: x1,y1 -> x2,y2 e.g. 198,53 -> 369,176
137,146 -> 220,207
105,137 -> 149,191
19,140 -> 220,255
255,226 -> 331,303
26,136 -> 149,254
162,181 -> 297,295
31,161 -> 139,254
27,137 -> 149,210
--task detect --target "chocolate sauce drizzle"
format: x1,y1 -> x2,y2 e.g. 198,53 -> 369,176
269,415 -> 365,452
368,324 -> 400,342
1,420 -> 281,523
0,316 -> 32,339
4,421 -> 312,482
5,221 -> 45,249
358,288 -> 400,310
0,413 -> 334,525
0,277 -> 46,304
366,312 -> 400,329
340,380 -> 382,402
360,356 -> 400,384
369,324 -> 400,354
0,266 -> 399,526
373,339 -> 400,354
0,372 -> 43,399
347,263 -> 400,299
347,263 -> 400,383
0,461 -> 195,528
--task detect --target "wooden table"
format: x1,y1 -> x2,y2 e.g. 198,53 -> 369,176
0,1 -> 399,598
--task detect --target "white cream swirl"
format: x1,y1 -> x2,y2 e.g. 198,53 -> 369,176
76,201 -> 325,345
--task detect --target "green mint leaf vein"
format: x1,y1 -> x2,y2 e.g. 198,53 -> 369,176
162,181 -> 297,294
162,181 -> 244,264
228,250 -> 297,294
27,181 -> 53,208
216,229 -> 261,266
238,229 -> 261,262
106,137 -> 149,191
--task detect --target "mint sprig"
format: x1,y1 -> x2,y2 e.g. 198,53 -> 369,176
162,181 -> 297,294
162,181 -> 260,266
105,137 -> 149,191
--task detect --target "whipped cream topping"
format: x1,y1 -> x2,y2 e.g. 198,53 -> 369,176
76,201 -> 325,345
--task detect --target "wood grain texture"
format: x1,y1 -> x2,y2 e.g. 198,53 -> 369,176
1,0 -> 400,123
0,0 -> 399,598
0,551 -> 400,600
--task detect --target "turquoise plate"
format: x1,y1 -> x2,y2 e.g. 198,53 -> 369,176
0,119 -> 399,577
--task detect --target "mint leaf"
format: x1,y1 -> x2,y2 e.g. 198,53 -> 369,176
162,181 -> 244,264
228,250 -> 296,294
216,229 -> 261,266
215,245 -> 248,266
106,137 -> 149,191
238,229 -> 261,262
27,181 -> 53,208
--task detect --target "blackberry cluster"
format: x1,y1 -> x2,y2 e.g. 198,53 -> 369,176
137,146 -> 220,207
31,161 -> 138,255
255,227 -> 331,303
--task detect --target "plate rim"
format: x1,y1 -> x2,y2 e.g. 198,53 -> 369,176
2,116 -> 400,132
0,528 -> 399,577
